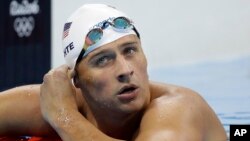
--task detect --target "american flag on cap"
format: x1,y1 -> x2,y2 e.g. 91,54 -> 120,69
63,22 -> 72,39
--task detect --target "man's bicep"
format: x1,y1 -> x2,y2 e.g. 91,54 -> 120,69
135,127 -> 181,141
134,123 -> 202,141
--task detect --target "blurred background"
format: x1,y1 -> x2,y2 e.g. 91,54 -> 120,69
1,0 -> 250,137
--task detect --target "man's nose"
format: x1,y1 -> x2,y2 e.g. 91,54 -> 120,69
116,57 -> 134,83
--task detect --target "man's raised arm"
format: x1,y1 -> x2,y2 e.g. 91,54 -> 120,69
0,84 -> 56,136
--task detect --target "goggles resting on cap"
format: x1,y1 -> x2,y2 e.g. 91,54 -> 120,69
75,16 -> 140,66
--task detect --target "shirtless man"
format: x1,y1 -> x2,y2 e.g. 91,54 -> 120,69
0,4 -> 227,141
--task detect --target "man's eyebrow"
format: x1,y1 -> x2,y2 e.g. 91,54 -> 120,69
119,41 -> 138,48
88,49 -> 111,61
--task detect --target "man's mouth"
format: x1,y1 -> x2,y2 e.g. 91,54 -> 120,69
117,84 -> 139,101
118,85 -> 137,94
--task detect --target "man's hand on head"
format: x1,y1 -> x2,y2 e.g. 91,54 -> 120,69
39,65 -> 123,141
40,64 -> 78,128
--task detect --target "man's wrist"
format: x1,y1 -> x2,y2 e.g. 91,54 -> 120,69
48,108 -> 79,130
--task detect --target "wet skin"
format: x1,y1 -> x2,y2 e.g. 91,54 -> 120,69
74,34 -> 151,138
0,35 -> 227,141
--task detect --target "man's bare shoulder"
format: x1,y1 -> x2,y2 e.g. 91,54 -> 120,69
148,81 -> 209,121
149,80 -> 202,98
135,81 -> 227,141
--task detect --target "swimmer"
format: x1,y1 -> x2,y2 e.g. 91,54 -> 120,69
0,4 -> 227,141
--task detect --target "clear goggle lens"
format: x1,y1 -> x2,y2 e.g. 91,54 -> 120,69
76,17 -> 137,65
85,17 -> 132,47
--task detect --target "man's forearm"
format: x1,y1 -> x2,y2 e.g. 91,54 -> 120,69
50,110 -> 125,141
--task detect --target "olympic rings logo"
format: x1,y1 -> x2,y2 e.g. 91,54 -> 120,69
13,16 -> 35,38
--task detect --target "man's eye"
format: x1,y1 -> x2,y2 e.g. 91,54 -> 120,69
96,56 -> 110,66
124,47 -> 137,55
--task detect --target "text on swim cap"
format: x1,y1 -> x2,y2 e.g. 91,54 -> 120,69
64,42 -> 74,57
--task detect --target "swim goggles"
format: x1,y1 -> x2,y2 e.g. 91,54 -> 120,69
75,16 -> 140,65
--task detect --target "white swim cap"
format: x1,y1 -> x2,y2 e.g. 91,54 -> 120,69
62,4 -> 138,69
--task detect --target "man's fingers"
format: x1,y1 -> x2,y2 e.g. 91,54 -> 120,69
56,64 -> 75,78
47,65 -> 67,74
55,64 -> 69,73
46,64 -> 74,79
68,69 -> 76,79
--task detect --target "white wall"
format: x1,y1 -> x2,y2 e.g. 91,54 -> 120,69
52,0 -> 250,69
